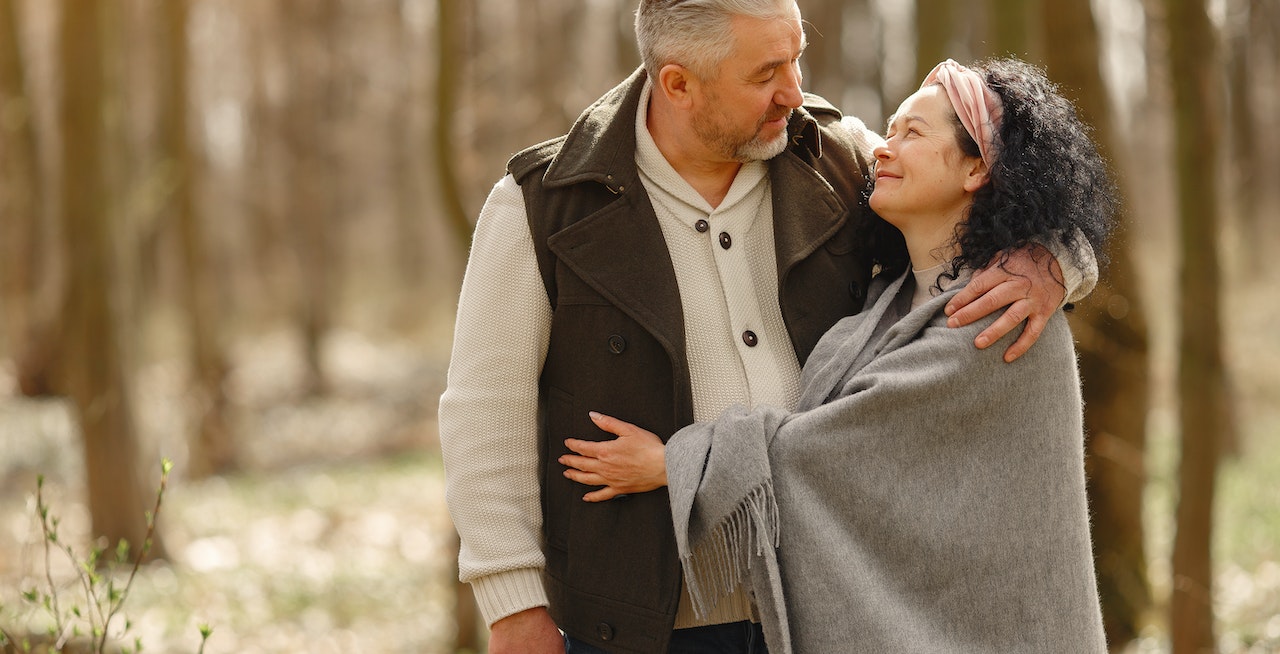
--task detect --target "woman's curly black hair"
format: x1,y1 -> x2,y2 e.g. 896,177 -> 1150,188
864,57 -> 1115,286
954,58 -> 1115,284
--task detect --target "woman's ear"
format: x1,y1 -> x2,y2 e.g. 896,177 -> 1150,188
962,158 -> 990,193
656,63 -> 696,110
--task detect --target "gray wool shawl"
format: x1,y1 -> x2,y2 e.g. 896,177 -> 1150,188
666,270 -> 1107,653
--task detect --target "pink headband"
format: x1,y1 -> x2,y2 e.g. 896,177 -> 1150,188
921,59 -> 1003,167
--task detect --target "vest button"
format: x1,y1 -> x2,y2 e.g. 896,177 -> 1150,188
607,335 -> 627,354
848,280 -> 865,305
596,622 -> 615,641
694,219 -> 709,233
742,330 -> 758,347
719,232 -> 732,249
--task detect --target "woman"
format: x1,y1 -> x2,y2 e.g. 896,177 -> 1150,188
563,58 -> 1112,652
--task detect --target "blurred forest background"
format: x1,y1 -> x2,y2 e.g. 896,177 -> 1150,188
0,0 -> 1277,652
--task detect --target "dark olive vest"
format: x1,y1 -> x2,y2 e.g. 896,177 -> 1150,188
507,68 -> 884,654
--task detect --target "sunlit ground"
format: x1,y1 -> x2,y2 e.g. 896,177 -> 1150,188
0,326 -> 469,653
3,456 -> 457,653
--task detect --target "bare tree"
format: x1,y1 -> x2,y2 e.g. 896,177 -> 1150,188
803,0 -> 846,102
0,0 -> 61,398
915,0 -> 953,81
58,0 -> 157,555
161,0 -> 236,476
281,0 -> 344,396
1036,2 -> 1155,647
435,0 -> 472,252
0,0 -> 34,352
1226,0 -> 1263,266
1163,0 -> 1231,649
985,0 -> 1033,57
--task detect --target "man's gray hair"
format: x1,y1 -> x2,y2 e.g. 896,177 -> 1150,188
635,0 -> 796,81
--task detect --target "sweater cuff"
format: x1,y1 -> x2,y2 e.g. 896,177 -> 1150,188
470,568 -> 550,627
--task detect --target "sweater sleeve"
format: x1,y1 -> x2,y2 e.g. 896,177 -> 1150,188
1049,228 -> 1098,304
437,174 -> 552,625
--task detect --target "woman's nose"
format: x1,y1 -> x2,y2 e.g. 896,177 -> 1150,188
873,144 -> 892,160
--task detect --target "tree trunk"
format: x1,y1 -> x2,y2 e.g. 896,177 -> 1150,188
915,0 -> 953,82
804,0 -> 846,104
434,0 -> 472,252
161,0 -> 236,476
283,0 -> 340,396
986,0 -> 1032,57
0,0 -> 60,398
1038,2 -> 1154,649
615,2 -> 640,77
392,2 -> 426,289
1164,0 -> 1229,650
0,0 -> 33,350
58,0 -> 157,556
1226,0 -> 1259,269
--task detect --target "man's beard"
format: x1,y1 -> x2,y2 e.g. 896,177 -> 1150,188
693,105 -> 792,163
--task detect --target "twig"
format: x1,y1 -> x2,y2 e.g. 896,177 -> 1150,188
97,459 -> 171,654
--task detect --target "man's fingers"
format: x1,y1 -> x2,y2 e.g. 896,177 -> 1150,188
949,285 -> 1007,328
1002,313 -> 1048,363
945,274 -> 994,318
973,299 -> 1030,350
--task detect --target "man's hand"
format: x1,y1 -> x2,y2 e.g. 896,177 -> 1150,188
944,244 -> 1066,363
488,607 -> 563,654
560,412 -> 667,502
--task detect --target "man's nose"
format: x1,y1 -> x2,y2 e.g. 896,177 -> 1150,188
776,63 -> 803,108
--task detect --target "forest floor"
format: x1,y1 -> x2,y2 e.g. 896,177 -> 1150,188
1,267 -> 1278,652
0,328 -> 471,653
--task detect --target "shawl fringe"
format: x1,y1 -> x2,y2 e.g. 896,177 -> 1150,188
680,481 -> 780,619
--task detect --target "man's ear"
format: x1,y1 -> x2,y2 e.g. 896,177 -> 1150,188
656,63 -> 696,110
962,158 -> 990,193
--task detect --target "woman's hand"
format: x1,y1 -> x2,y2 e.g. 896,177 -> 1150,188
944,243 -> 1066,363
560,412 -> 667,502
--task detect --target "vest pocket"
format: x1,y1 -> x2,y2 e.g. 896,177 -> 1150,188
543,385 -> 576,550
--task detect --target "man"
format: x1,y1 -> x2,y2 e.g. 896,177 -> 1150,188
438,1 -> 1094,653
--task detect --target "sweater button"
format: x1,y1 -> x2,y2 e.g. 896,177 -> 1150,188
596,622 -> 615,641
607,335 -> 627,354
719,232 -> 732,249
695,219 -> 709,233
742,330 -> 758,347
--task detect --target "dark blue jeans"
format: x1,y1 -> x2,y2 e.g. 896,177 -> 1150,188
564,620 -> 768,654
